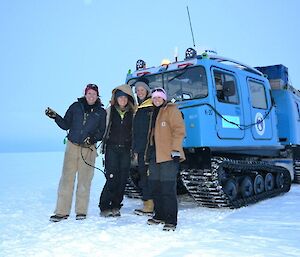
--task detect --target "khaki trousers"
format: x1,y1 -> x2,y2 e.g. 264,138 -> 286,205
54,140 -> 97,216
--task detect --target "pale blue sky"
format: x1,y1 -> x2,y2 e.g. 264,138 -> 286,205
1,0 -> 300,152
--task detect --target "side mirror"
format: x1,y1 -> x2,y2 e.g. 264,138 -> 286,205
223,81 -> 236,97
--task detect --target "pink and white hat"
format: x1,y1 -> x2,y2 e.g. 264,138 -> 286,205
151,87 -> 167,101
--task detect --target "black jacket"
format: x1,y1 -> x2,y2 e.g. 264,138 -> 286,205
104,106 -> 133,148
132,98 -> 153,153
55,97 -> 106,144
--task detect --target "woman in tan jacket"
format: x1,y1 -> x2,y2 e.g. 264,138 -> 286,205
145,87 -> 185,231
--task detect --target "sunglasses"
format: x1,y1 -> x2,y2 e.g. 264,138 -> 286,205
86,84 -> 98,90
151,87 -> 166,93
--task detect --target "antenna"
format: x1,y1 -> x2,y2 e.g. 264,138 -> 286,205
186,6 -> 196,47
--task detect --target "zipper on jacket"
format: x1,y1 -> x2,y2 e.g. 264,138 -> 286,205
144,111 -> 154,164
83,113 -> 88,126
80,103 -> 88,135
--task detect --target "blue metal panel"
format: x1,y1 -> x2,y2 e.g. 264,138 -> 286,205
180,102 -> 216,148
255,65 -> 289,85
272,89 -> 300,145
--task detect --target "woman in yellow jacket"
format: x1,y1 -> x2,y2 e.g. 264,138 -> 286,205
145,87 -> 185,231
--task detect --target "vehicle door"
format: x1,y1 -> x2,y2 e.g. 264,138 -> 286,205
212,68 -> 245,139
248,79 -> 273,139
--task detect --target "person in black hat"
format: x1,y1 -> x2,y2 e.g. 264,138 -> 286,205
99,84 -> 136,217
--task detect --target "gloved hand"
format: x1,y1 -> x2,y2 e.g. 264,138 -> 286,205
131,152 -> 138,166
45,107 -> 56,119
83,137 -> 92,146
171,151 -> 180,163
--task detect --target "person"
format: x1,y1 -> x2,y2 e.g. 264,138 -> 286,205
45,84 -> 106,222
99,84 -> 136,217
132,80 -> 154,216
145,87 -> 185,231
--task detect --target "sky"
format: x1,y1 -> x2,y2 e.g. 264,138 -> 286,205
1,0 -> 300,152
1,151 -> 300,257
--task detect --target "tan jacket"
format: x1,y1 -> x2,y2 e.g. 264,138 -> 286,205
153,103 -> 186,163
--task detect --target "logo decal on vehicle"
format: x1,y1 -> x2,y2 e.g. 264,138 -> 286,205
255,112 -> 265,135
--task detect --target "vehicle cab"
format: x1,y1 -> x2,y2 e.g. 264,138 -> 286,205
126,48 -> 282,157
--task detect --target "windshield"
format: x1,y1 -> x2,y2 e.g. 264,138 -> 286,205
128,66 -> 208,102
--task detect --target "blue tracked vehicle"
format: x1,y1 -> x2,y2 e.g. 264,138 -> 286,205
125,48 -> 300,208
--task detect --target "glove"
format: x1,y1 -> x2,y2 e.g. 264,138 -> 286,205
171,151 -> 180,163
83,137 -> 92,146
45,107 -> 56,119
131,152 -> 138,167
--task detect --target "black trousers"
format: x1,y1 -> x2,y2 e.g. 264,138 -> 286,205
99,145 -> 131,211
148,159 -> 179,225
137,152 -> 152,201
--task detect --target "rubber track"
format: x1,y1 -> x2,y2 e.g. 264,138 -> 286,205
180,157 -> 292,208
124,178 -> 142,199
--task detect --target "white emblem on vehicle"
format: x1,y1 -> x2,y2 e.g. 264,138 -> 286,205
255,112 -> 265,135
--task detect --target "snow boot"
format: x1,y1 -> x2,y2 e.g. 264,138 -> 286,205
112,208 -> 121,217
76,214 -> 86,220
100,209 -> 113,218
49,214 -> 69,222
147,217 -> 164,225
134,200 -> 154,216
163,224 -> 176,231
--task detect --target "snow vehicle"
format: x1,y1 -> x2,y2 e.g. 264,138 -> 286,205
125,47 -> 300,208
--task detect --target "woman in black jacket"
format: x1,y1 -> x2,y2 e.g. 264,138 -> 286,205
46,84 -> 106,222
99,84 -> 136,217
132,81 -> 154,216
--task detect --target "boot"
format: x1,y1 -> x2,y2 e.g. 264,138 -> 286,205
134,200 -> 154,216
100,209 -> 113,218
49,214 -> 69,222
76,214 -> 86,220
111,208 -> 121,217
147,218 -> 164,225
163,223 -> 176,231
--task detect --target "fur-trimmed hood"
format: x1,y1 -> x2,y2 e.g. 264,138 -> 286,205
110,84 -> 137,108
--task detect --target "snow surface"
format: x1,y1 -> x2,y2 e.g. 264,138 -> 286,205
0,152 -> 300,257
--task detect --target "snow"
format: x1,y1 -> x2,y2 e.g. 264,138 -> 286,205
0,152 -> 300,257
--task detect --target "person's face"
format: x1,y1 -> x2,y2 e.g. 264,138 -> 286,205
117,96 -> 128,108
136,86 -> 147,100
85,89 -> 98,105
152,96 -> 164,107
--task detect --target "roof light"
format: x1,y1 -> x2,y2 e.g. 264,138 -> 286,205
161,59 -> 171,66
201,52 -> 209,59
185,47 -> 197,59
136,59 -> 146,70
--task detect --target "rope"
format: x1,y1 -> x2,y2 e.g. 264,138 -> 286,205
179,102 -> 274,130
80,146 -> 105,175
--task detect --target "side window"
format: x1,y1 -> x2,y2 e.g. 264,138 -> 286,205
213,70 -> 239,104
248,80 -> 267,109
